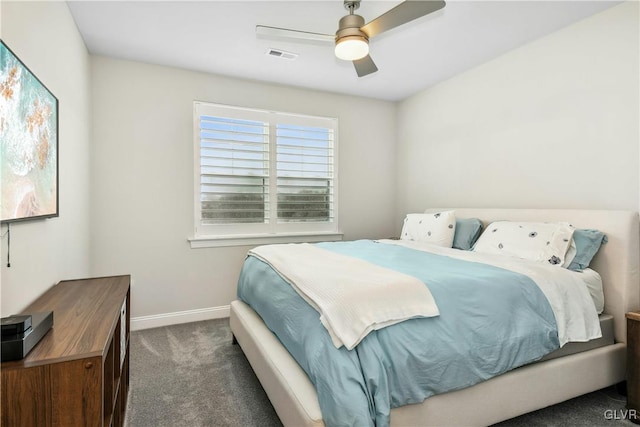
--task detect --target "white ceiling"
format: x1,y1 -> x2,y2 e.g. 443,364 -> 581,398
67,0 -> 620,101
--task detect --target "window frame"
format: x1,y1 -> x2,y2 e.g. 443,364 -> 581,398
190,101 -> 342,248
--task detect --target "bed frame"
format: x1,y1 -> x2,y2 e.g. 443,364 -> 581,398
230,209 -> 640,426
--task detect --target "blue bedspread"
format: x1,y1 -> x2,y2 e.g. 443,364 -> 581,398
237,240 -> 559,427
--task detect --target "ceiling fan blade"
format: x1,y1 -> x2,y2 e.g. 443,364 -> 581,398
353,55 -> 378,77
256,25 -> 334,43
361,0 -> 446,38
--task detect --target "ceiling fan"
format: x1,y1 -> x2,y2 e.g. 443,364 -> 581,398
256,0 -> 446,77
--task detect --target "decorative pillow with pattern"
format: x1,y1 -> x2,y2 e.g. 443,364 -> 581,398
400,211 -> 456,248
473,221 -> 574,266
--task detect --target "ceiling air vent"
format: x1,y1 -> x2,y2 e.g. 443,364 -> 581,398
266,48 -> 298,60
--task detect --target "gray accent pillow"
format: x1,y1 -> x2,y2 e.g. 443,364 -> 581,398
453,218 -> 483,250
567,229 -> 608,272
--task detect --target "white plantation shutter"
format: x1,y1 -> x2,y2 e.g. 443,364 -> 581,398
276,123 -> 334,223
199,115 -> 269,225
194,102 -> 338,238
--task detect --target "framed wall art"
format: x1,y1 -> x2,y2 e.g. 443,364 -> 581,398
1,40 -> 59,223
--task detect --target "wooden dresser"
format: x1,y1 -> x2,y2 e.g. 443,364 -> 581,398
1,275 -> 131,427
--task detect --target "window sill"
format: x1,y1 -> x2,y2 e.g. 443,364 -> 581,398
188,231 -> 344,248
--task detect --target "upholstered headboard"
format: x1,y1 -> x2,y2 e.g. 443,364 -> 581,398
426,209 -> 640,344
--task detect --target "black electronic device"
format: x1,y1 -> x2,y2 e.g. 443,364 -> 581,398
1,311 -> 53,362
1,314 -> 32,335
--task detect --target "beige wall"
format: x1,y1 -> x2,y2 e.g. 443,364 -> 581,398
396,2 -> 639,223
90,57 -> 397,323
0,2 -> 92,315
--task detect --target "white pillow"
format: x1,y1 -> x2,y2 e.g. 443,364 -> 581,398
580,268 -> 604,314
473,221 -> 574,266
563,238 -> 577,268
401,211 -> 456,248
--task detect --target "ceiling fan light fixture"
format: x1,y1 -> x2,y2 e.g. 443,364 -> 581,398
257,0 -> 446,77
334,36 -> 369,61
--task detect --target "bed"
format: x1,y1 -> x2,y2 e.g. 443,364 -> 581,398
230,208 -> 640,426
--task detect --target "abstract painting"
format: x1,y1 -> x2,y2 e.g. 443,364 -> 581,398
1,40 -> 58,223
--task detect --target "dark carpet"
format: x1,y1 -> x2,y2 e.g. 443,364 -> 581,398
126,318 -> 281,427
126,318 -> 635,427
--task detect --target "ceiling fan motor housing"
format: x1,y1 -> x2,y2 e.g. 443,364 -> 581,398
335,14 -> 368,42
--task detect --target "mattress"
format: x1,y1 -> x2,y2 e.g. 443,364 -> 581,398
541,313 -> 613,361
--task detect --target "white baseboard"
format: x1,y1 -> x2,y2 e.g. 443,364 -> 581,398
130,305 -> 230,331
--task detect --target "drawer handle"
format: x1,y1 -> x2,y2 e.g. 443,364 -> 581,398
85,362 -> 93,369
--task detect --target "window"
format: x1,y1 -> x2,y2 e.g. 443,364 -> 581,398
192,102 -> 339,246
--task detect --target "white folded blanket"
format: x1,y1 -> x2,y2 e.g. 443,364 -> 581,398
249,243 -> 439,350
